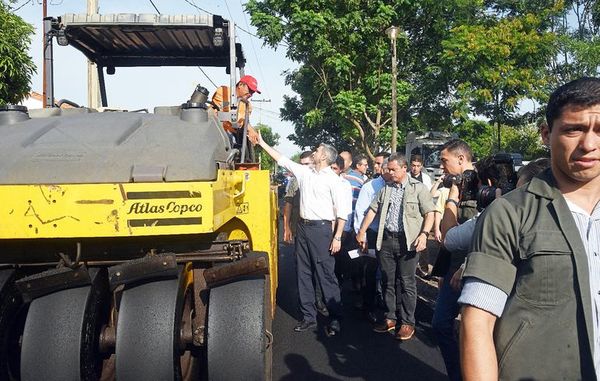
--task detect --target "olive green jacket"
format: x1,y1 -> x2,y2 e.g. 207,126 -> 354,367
369,177 -> 436,251
464,169 -> 596,381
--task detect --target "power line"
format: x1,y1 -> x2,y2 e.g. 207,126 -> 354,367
197,66 -> 218,88
182,0 -> 213,15
148,0 -> 161,14
235,24 -> 289,48
252,105 -> 281,117
239,0 -> 271,97
223,0 -> 235,24
11,0 -> 33,12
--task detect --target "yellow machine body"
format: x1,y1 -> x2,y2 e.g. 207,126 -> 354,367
0,169 -> 279,312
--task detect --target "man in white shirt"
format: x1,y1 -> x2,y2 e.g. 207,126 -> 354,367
258,133 -> 350,336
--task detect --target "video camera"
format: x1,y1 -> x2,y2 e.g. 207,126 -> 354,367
475,153 -> 518,210
442,153 -> 517,210
442,169 -> 479,201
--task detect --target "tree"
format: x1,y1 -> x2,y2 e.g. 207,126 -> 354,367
453,119 -> 496,160
247,0 -> 408,159
549,0 -> 600,86
254,123 -> 280,170
0,1 -> 36,105
247,1 -> 589,159
246,0 -> 531,157
441,8 -> 558,151
501,123 -> 548,160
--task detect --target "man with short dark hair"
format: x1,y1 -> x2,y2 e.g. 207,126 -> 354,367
460,77 -> 600,380
409,154 -> 433,189
432,138 -> 480,381
373,152 -> 391,178
258,135 -> 349,336
356,153 -> 436,340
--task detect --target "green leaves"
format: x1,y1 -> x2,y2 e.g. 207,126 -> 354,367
0,2 -> 36,105
254,123 -> 281,170
248,0 -> 600,159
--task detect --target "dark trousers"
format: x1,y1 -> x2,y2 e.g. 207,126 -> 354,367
379,231 -> 419,325
295,221 -> 342,322
432,266 -> 462,381
334,230 -> 355,287
361,229 -> 379,311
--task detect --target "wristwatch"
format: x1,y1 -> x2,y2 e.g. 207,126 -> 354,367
333,236 -> 342,241
420,230 -> 430,237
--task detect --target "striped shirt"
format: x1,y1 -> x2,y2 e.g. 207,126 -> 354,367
344,170 -> 366,208
384,180 -> 406,232
459,198 -> 600,376
567,199 -> 600,376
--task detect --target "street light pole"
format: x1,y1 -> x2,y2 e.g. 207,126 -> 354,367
42,0 -> 48,107
386,26 -> 400,153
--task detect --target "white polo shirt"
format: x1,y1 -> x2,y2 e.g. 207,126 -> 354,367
278,156 -> 350,221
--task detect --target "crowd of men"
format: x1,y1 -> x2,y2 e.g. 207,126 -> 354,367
258,77 -> 600,381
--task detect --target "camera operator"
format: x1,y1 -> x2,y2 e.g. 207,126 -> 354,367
432,144 -> 517,381
430,140 -> 479,276
445,154 -> 518,289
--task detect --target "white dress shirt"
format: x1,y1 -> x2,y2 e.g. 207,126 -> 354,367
278,156 -> 351,221
339,177 -> 354,232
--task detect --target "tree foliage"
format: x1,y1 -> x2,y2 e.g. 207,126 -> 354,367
247,0 -> 600,159
0,1 -> 36,105
254,123 -> 280,170
247,0 -> 405,159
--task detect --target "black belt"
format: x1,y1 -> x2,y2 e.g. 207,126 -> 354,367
299,218 -> 332,226
383,229 -> 404,238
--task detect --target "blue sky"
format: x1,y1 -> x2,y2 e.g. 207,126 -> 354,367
15,0 -> 300,156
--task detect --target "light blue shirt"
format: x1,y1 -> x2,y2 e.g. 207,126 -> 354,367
353,176 -> 385,234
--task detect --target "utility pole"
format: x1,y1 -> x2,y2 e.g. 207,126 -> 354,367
87,0 -> 100,109
42,0 -> 48,107
386,26 -> 400,153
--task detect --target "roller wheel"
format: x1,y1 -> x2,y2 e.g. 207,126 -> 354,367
20,268 -> 109,381
115,264 -> 198,381
0,269 -> 26,381
207,275 -> 272,381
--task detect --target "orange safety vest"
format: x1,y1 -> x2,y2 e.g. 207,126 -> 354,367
210,86 -> 252,134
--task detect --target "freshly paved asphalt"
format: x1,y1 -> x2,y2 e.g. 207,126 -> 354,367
272,239 -> 448,381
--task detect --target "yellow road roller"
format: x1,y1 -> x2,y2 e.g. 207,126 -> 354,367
0,13 -> 277,381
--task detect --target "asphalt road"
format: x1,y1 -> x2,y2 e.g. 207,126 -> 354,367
272,239 -> 448,381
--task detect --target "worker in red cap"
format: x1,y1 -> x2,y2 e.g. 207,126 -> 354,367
210,75 -> 261,146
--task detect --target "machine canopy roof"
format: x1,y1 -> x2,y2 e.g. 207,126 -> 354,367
57,13 -> 245,69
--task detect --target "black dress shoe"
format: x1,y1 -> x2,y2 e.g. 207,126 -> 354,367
294,320 -> 316,332
325,319 -> 341,337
